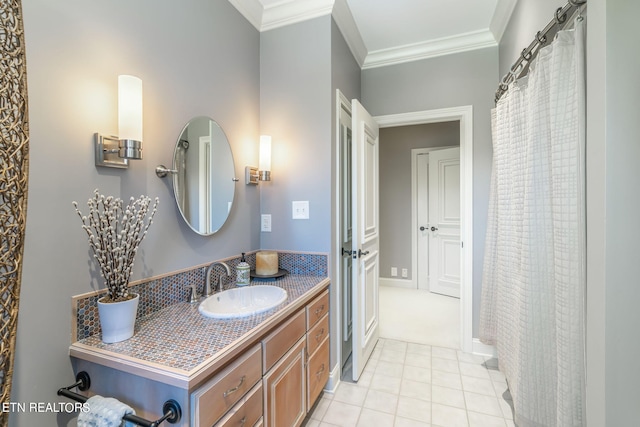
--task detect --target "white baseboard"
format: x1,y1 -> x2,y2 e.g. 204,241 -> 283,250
324,362 -> 339,395
472,338 -> 497,358
379,277 -> 415,289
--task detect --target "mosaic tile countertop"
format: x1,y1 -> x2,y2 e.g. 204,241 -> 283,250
71,275 -> 328,379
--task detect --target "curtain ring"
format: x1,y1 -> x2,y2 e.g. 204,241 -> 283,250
510,62 -> 524,77
536,31 -> 547,44
521,48 -> 532,62
554,7 -> 567,25
568,0 -> 585,6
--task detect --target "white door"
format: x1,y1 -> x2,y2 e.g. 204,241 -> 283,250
428,147 -> 461,298
351,99 -> 380,381
339,105 -> 353,369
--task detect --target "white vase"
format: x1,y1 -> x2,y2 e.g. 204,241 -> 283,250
97,294 -> 139,343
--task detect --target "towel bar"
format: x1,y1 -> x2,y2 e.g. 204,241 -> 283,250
58,371 -> 182,426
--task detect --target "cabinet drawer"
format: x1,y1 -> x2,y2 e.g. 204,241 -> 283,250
307,337 -> 329,409
192,344 -> 262,427
214,382 -> 263,427
306,289 -> 329,329
307,313 -> 329,356
262,309 -> 305,374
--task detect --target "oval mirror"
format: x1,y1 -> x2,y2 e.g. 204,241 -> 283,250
171,116 -> 236,235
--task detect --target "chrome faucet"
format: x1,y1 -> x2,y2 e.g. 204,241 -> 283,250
204,261 -> 232,297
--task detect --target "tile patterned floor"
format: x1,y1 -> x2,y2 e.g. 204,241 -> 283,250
305,338 -> 515,427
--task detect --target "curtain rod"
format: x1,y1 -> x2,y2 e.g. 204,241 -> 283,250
494,0 -> 587,104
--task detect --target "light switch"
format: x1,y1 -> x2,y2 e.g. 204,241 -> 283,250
292,201 -> 309,219
261,214 -> 272,232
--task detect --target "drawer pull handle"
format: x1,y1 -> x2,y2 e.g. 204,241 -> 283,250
316,364 -> 325,378
223,375 -> 246,398
315,328 -> 325,341
314,305 -> 325,316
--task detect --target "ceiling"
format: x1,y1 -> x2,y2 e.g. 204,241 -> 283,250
228,0 -> 516,69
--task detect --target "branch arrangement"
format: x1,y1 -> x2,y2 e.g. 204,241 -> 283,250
73,189 -> 159,302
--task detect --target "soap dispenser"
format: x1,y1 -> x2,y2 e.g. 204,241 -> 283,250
236,253 -> 250,286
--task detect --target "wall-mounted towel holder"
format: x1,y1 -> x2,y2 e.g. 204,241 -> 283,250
57,371 -> 182,426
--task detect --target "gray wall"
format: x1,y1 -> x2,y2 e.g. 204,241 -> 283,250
362,47 -> 498,337
259,16 -> 332,252
602,1 -> 640,424
379,123 -> 459,280
498,0 -> 566,76
586,1 -> 606,425
15,1 -> 260,425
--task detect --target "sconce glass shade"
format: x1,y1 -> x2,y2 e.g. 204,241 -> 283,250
95,75 -> 143,168
118,75 -> 143,143
259,135 -> 271,181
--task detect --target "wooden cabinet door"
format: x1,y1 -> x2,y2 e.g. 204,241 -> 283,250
263,338 -> 306,427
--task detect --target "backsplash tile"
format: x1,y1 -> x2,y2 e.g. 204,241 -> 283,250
72,251 -> 327,342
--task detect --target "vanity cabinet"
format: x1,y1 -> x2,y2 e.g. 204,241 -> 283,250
190,286 -> 330,427
71,280 -> 330,427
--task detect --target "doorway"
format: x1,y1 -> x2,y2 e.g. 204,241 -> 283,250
376,107 -> 473,354
334,98 -> 474,383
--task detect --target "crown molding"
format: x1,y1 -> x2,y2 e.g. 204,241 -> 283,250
332,0 -> 366,67
228,0 -> 334,31
362,29 -> 497,70
228,0 -> 263,30
490,0 -> 518,43
262,0 -> 334,31
229,0 -> 506,70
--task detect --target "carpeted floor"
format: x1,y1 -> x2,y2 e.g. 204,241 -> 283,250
379,285 -> 460,349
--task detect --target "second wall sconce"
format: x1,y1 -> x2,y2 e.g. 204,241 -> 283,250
246,135 -> 272,184
95,75 -> 143,169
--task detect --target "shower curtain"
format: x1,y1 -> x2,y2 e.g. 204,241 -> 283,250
479,17 -> 586,427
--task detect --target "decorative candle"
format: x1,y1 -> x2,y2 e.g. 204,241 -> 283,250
256,251 -> 278,275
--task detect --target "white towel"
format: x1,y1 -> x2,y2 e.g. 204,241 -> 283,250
78,395 -> 136,427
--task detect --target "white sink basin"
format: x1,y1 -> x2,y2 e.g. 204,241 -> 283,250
199,285 -> 288,319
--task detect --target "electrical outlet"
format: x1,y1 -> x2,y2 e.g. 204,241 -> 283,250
261,214 -> 272,232
292,201 -> 309,219
391,267 -> 398,277
401,268 -> 408,278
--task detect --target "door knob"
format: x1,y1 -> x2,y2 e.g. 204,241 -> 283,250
420,226 -> 426,231
431,226 -> 438,231
341,248 -> 354,257
358,249 -> 370,258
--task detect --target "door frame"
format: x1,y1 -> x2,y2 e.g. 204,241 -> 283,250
376,106 -> 473,353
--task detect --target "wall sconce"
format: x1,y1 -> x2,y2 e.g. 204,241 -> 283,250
95,75 -> 143,169
246,135 -> 272,184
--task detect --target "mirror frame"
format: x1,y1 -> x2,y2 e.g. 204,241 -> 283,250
171,116 -> 237,236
